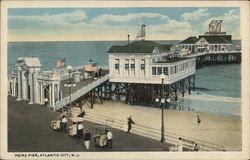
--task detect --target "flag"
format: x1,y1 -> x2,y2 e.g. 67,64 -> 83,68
56,57 -> 66,67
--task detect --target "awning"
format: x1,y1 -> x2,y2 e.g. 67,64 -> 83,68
85,64 -> 97,72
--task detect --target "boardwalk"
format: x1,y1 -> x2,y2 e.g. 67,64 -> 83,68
8,96 -> 172,152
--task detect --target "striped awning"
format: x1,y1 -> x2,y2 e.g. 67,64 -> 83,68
85,64 -> 97,72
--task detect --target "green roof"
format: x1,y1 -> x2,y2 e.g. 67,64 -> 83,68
198,35 -> 232,44
179,37 -> 198,44
107,40 -> 172,54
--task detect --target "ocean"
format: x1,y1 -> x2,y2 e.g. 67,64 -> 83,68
8,41 -> 241,117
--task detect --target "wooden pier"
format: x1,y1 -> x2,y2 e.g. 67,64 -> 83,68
185,51 -> 241,68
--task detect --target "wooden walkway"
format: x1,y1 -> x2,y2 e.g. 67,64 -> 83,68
8,96 -> 172,152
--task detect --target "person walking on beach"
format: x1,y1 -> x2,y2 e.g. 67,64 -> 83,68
84,129 -> 91,150
126,116 -> 135,133
178,137 -> 183,152
106,129 -> 113,149
197,115 -> 201,125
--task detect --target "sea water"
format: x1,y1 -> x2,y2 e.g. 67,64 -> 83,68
7,41 -> 241,116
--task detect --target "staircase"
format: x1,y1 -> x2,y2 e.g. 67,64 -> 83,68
54,74 -> 109,111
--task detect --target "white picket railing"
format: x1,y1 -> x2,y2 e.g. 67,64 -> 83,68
54,74 -> 109,110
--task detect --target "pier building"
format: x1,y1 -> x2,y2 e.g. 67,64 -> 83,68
108,40 -> 196,85
107,24 -> 196,104
178,20 -> 233,54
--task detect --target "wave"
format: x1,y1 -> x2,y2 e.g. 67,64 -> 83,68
183,92 -> 241,103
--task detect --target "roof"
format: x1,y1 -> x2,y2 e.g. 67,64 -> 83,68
154,57 -> 190,64
198,35 -> 232,44
179,37 -> 198,44
107,40 -> 172,54
17,57 -> 41,67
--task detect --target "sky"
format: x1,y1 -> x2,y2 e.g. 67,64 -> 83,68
8,7 -> 240,41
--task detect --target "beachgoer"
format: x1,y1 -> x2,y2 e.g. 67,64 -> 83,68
178,137 -> 183,152
61,116 -> 68,132
194,143 -> 200,151
84,129 -> 91,150
77,122 -> 84,139
197,115 -> 201,125
106,129 -> 113,149
126,116 -> 135,133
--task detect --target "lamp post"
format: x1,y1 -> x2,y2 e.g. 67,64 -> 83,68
64,65 -> 75,115
156,74 -> 171,143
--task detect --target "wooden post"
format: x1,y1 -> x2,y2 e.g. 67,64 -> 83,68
90,90 -> 93,109
188,77 -> 191,94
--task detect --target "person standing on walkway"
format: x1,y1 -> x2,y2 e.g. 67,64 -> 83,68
61,116 -> 68,132
178,137 -> 183,152
197,115 -> 201,125
77,122 -> 84,139
99,68 -> 102,77
84,129 -> 91,150
126,116 -> 135,133
106,129 -> 113,149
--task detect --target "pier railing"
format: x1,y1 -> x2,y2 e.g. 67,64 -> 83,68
54,74 -> 109,110
84,111 -> 224,151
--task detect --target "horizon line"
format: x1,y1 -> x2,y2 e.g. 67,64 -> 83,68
8,39 -> 241,43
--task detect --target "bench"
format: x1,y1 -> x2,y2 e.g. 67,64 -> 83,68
182,138 -> 196,151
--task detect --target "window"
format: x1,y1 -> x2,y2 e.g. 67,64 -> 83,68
175,65 -> 177,73
157,67 -> 162,75
163,67 -> 168,75
125,59 -> 129,69
115,59 -> 119,69
130,59 -> 135,69
152,67 -> 156,75
141,59 -> 145,70
130,64 -> 135,69
125,64 -> 129,69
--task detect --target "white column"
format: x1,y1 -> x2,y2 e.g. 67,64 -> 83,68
13,80 -> 16,96
51,83 -> 55,107
29,71 -> 34,104
49,84 -> 52,106
33,73 -> 38,103
21,71 -> 28,100
17,69 -> 22,100
40,83 -> 44,104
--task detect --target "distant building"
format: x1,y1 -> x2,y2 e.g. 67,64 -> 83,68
196,34 -> 231,53
177,20 -> 232,54
178,36 -> 199,53
108,40 -> 196,84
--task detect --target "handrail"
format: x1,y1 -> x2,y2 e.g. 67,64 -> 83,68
54,75 -> 109,110
83,111 -> 224,151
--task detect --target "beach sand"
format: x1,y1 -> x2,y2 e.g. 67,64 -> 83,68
83,100 -> 241,151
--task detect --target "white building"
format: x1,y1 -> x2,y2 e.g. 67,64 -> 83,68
108,40 -> 196,84
178,20 -> 232,53
8,57 -> 63,107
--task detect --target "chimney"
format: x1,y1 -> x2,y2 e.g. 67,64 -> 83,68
128,34 -> 130,44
